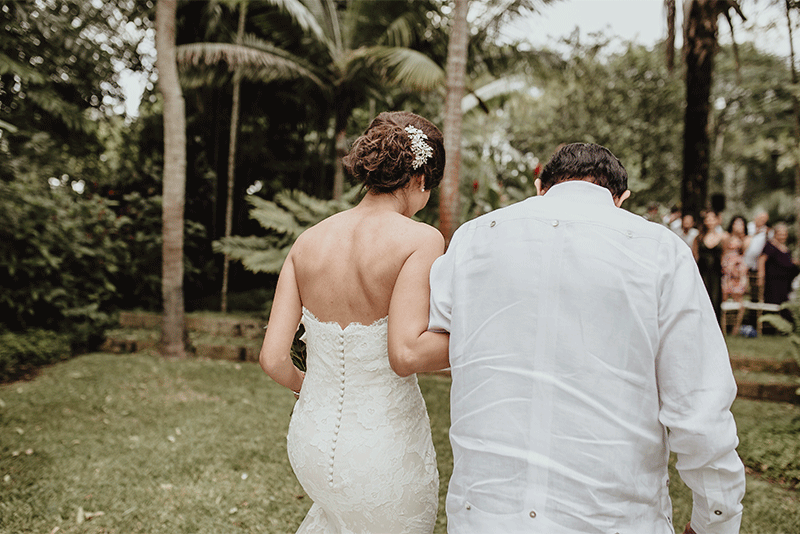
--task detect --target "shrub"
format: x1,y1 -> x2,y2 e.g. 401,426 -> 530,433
0,329 -> 72,382
0,173 -> 129,349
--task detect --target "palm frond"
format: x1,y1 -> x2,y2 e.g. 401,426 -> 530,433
381,12 -> 418,47
246,196 -> 304,236
275,189 -> 343,224
264,0 -> 328,44
0,51 -> 46,84
239,34 -> 326,86
240,246 -> 294,274
176,41 -> 325,88
355,46 -> 444,91
0,119 -> 19,133
213,235 -> 291,274
25,89 -> 97,135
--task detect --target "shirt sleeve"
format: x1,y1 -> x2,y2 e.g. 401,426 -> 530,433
428,227 -> 463,333
656,234 -> 746,534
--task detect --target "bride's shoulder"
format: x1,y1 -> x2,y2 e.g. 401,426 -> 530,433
400,218 -> 444,253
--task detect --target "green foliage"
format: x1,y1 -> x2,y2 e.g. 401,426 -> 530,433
0,173 -> 131,347
499,40 -> 684,212
0,329 -> 71,382
0,0 -> 152,153
461,91 -> 542,219
214,188 -> 359,274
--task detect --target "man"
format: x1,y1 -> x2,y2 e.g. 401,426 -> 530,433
428,143 -> 745,533
665,205 -> 682,233
744,210 -> 769,272
676,212 -> 699,249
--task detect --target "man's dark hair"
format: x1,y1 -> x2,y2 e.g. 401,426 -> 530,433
539,143 -> 628,198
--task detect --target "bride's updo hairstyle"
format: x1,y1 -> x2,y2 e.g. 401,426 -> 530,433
343,111 -> 445,194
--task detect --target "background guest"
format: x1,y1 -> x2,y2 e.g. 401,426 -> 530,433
758,222 -> 800,318
721,234 -> 748,334
744,210 -> 769,272
676,213 -> 698,248
694,210 -> 726,319
727,215 -> 751,254
665,205 -> 682,232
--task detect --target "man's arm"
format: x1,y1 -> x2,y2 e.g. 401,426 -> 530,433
656,236 -> 745,534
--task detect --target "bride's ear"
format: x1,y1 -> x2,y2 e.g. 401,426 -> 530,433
411,173 -> 426,192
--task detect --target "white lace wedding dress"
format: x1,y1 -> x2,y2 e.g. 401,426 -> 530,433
286,307 -> 439,533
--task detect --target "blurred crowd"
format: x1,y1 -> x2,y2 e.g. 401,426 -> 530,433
649,204 -> 800,335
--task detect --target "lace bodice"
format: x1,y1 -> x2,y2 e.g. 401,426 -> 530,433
285,307 -> 438,533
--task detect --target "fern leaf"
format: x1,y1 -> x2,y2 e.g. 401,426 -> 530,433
758,314 -> 794,335
240,246 -> 293,274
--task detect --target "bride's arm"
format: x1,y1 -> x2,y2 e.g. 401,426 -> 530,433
388,229 -> 449,377
259,249 -> 305,394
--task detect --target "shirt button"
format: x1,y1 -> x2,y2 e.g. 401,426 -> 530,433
465,504 -> 471,510
552,220 -> 559,227
626,230 -> 633,238
490,220 -> 496,227
715,510 -> 723,515
529,510 -> 536,518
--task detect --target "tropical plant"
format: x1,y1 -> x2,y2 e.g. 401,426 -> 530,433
175,0 -> 328,312
213,187 -> 360,274
262,0 -> 447,199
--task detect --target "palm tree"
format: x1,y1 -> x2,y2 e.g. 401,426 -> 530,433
441,0 -> 469,243
299,0 -> 447,199
156,0 -> 188,358
176,0 -> 328,312
667,0 -> 745,220
784,0 -> 800,245
220,1 -> 247,314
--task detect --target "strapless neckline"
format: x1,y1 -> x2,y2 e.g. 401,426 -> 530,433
302,306 -> 388,331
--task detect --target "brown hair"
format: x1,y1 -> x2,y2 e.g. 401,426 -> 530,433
342,111 -> 445,193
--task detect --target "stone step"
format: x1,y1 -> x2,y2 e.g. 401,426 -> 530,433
729,356 -> 800,375
736,381 -> 800,404
118,311 -> 265,339
102,329 -> 261,363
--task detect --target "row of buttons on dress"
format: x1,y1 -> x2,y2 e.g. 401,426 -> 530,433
328,331 -> 347,487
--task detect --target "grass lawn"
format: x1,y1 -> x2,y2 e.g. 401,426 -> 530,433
725,334 -> 796,361
2,353 -> 799,534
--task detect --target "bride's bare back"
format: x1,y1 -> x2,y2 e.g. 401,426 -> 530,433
259,110 -> 448,393
294,206 -> 436,328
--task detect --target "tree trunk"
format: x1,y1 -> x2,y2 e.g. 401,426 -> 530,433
786,0 -> 800,256
221,1 -> 247,313
665,0 -> 676,73
333,128 -> 347,200
681,0 -> 719,221
440,0 -> 469,244
156,0 -> 187,358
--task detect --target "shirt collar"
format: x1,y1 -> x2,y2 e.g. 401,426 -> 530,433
540,180 -> 616,207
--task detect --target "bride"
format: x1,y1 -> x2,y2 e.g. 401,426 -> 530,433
258,111 -> 450,533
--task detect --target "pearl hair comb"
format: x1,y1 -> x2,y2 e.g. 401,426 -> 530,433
404,125 -> 434,170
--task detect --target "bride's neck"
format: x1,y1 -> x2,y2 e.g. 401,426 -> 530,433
357,190 -> 409,216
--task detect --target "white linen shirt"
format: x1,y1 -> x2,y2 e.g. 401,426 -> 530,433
429,181 -> 745,534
